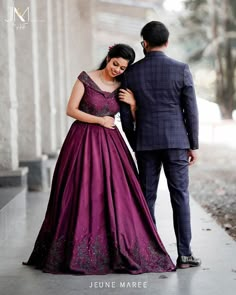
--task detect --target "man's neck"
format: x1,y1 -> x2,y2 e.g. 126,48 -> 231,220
147,43 -> 167,52
148,46 -> 165,52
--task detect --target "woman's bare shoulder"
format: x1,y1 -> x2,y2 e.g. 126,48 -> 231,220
87,70 -> 99,79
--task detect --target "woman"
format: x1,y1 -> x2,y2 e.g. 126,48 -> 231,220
23,44 -> 175,274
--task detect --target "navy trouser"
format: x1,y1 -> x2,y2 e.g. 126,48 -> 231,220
136,149 -> 192,256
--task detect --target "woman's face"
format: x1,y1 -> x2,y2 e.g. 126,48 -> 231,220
106,57 -> 129,77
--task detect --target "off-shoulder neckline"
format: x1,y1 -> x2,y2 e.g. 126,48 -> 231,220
80,71 -> 120,94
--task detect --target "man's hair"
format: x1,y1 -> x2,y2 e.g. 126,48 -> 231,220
141,21 -> 169,47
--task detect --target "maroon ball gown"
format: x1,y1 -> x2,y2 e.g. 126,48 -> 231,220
23,71 -> 175,274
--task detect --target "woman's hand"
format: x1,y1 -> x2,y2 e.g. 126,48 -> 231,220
99,116 -> 115,129
119,88 -> 136,108
119,88 -> 136,120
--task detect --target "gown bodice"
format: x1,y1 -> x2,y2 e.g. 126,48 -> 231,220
78,71 -> 120,117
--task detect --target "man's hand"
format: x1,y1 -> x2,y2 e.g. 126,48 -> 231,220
188,149 -> 197,165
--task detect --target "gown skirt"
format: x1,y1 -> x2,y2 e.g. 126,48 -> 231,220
24,120 -> 175,274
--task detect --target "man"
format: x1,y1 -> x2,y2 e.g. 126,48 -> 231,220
120,21 -> 201,269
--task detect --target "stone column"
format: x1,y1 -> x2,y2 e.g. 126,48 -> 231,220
77,0 -> 95,72
63,0 -> 96,91
63,0 -> 95,129
62,0 -> 72,100
0,0 -> 28,187
36,0 -> 57,156
15,0 -> 48,191
54,0 -> 67,147
62,0 -> 74,129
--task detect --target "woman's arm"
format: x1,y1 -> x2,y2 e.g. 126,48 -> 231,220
118,88 -> 136,120
66,79 -> 115,129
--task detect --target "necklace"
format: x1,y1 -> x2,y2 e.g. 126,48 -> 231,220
99,70 -> 116,85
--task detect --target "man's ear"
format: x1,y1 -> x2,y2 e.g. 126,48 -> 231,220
165,41 -> 169,48
144,40 -> 149,48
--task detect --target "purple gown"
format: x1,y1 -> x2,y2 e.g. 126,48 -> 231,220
24,71 -> 175,274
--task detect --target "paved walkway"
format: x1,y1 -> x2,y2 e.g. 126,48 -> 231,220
0,174 -> 236,295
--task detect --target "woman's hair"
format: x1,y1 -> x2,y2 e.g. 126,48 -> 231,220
98,44 -> 135,80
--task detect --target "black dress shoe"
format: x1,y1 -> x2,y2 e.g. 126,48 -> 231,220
177,255 -> 201,269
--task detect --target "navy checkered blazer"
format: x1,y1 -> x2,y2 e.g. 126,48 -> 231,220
120,51 -> 199,151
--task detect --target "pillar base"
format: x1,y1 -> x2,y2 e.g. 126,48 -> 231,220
45,152 -> 58,187
20,155 -> 49,191
47,149 -> 60,159
0,167 -> 28,188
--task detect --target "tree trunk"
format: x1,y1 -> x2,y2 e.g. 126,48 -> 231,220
219,40 -> 235,119
223,0 -> 234,118
211,0 -> 234,119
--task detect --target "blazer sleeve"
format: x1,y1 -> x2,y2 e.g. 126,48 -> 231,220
182,64 -> 199,150
119,74 -> 136,150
